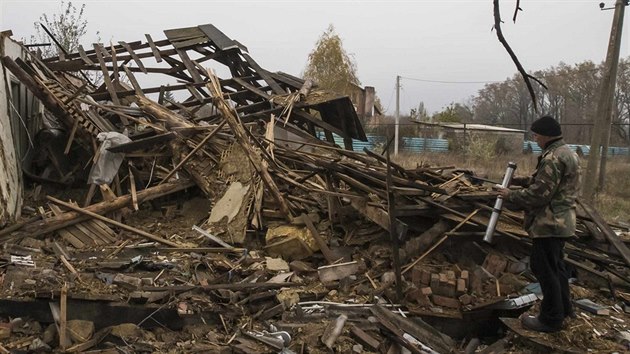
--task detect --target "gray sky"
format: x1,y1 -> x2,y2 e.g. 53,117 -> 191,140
1,0 -> 629,115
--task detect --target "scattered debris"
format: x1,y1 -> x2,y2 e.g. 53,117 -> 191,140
0,23 -> 629,353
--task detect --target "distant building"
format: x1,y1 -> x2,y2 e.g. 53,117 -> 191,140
347,84 -> 381,119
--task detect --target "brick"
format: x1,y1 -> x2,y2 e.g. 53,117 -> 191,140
434,273 -> 456,297
456,278 -> 467,295
406,288 -> 432,306
460,270 -> 469,287
420,270 -> 432,286
430,273 -> 440,291
439,273 -> 448,283
446,270 -> 456,280
411,266 -> 423,286
482,253 -> 507,276
420,287 -> 432,296
432,294 -> 460,309
459,294 -> 472,306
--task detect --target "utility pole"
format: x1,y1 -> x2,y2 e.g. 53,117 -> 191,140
395,75 -> 400,155
583,0 -> 627,202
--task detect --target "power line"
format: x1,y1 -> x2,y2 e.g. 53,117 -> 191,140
399,66 -> 606,86
400,75 -> 502,84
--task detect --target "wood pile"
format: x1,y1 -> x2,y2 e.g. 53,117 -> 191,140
1,24 -> 630,353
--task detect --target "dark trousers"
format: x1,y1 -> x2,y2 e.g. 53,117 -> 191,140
530,237 -> 572,327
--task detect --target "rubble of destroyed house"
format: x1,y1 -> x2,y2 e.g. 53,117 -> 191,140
0,24 -> 629,353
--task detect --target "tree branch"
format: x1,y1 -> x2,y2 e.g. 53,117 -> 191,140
512,0 -> 523,22
493,0 -> 542,111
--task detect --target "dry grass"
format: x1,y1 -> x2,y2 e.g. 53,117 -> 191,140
596,156 -> 630,225
394,152 -> 630,224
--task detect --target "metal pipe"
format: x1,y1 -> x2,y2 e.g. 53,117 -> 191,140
483,162 -> 517,243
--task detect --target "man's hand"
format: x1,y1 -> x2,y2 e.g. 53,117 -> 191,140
495,186 -> 510,198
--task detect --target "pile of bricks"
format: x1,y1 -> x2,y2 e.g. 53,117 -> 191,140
409,267 -> 471,309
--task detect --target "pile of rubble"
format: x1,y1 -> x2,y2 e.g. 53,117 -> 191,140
1,24 -> 630,353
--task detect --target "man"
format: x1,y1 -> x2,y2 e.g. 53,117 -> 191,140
497,115 -> 581,333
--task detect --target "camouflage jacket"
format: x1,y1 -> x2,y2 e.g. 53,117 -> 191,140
506,138 -> 581,238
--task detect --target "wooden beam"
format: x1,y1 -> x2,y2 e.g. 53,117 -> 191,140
15,181 -> 194,237
145,34 -> 163,62
93,43 -> 121,106
578,199 -> 630,267
206,71 -> 293,221
47,196 -> 184,248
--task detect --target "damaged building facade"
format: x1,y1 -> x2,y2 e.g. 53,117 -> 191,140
0,24 -> 629,353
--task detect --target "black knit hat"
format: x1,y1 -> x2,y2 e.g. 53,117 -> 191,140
531,115 -> 562,137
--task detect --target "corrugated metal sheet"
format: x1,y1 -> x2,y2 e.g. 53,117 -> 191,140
316,135 -> 629,156
523,141 -> 629,156
317,133 -> 451,153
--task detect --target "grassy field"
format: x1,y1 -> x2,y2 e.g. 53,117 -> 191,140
393,152 -> 630,225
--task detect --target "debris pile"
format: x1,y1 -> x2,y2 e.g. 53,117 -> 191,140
1,24 -> 630,353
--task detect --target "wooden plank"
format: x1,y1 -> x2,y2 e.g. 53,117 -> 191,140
47,196 -> 184,248
63,117 -> 79,154
118,41 -> 146,73
93,43 -> 121,106
85,220 -> 118,243
50,205 -> 93,247
171,36 -> 208,49
300,213 -> 335,264
241,53 -> 285,94
163,26 -> 205,40
76,221 -> 111,244
186,84 -> 205,103
371,305 -> 455,354
144,34 -> 163,62
500,317 -> 581,354
122,65 -> 144,96
58,228 -> 85,248
578,199 -> 630,266
128,165 -> 139,211
60,284 -> 68,351
350,325 -> 380,351
232,77 -> 270,99
77,45 -> 94,65
71,220 -> 102,245
198,24 -> 240,50
110,44 -> 119,82
107,132 -> 175,153
176,49 -> 204,83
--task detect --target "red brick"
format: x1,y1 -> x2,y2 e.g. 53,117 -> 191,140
456,278 -> 467,295
420,287 -> 432,296
432,294 -> 460,309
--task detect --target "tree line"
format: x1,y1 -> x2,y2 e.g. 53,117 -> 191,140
411,58 -> 630,146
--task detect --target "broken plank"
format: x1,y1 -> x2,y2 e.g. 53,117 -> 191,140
300,213 -> 335,264
128,165 -> 139,211
93,43 -> 122,107
578,199 -> 630,267
118,41 -> 146,73
350,325 -> 380,351
500,317 -> 581,354
145,33 -> 163,62
77,45 -> 95,65
176,49 -> 203,83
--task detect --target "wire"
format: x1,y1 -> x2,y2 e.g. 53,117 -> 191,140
399,66 -> 604,85
400,75 -> 502,84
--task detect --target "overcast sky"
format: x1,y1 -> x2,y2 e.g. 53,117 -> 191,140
1,0 -> 629,115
